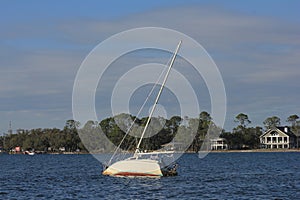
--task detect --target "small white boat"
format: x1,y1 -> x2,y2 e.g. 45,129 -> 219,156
103,41 -> 182,177
24,151 -> 35,156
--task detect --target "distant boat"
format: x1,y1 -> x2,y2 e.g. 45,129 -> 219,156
102,41 -> 182,177
24,151 -> 35,156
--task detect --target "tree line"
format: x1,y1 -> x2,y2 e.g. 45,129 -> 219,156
0,120 -> 84,153
1,112 -> 299,153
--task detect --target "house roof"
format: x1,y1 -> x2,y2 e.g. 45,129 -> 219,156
277,127 -> 295,136
260,126 -> 296,138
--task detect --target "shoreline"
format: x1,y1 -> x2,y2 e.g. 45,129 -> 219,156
2,149 -> 300,155
208,149 -> 300,153
29,149 -> 300,154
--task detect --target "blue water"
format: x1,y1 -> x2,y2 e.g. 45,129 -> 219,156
1,152 -> 299,199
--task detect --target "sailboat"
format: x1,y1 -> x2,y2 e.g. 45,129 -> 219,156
102,41 -> 182,177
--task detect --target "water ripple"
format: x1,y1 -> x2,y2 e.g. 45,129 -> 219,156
0,153 -> 299,199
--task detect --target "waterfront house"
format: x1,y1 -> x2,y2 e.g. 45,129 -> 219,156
210,138 -> 228,150
260,126 -> 296,149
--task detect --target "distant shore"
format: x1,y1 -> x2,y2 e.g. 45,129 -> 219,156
209,149 -> 300,153
2,148 -> 300,155
50,148 -> 300,154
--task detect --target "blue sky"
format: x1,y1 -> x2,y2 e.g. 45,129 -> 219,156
1,0 -> 300,134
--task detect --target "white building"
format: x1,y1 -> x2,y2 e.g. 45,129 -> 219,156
260,126 -> 296,149
210,138 -> 228,150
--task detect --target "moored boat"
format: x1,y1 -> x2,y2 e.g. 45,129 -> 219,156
102,41 -> 182,177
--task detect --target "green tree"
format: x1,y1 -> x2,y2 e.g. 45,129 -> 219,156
100,117 -> 126,149
287,114 -> 300,148
230,113 -> 261,149
234,113 -> 251,128
199,111 -> 212,128
243,126 -> 262,149
263,116 -> 281,129
286,114 -> 299,127
188,118 -> 201,152
168,116 -> 182,132
64,119 -> 80,132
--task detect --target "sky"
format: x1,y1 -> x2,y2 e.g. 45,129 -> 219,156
1,0 -> 300,134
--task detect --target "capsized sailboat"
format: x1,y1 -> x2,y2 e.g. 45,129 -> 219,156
103,41 -> 182,177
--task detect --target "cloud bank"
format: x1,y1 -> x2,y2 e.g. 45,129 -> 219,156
1,4 -> 299,133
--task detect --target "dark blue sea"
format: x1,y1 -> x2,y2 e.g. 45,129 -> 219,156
1,152 -> 299,199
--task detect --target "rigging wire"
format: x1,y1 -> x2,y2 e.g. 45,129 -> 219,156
107,52 -> 175,166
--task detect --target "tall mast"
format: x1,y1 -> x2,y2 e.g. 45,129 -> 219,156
134,40 -> 182,156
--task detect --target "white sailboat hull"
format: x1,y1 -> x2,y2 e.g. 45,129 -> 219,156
103,159 -> 163,177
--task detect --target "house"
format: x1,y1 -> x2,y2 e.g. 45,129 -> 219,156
210,138 -> 228,150
260,126 -> 296,149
